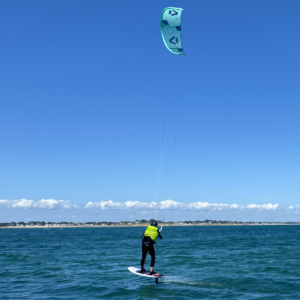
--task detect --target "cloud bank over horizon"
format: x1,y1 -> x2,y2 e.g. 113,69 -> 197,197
0,199 -> 77,210
1,198 -> 300,223
84,199 -> 284,212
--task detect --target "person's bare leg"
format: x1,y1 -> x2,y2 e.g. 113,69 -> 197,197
150,267 -> 153,272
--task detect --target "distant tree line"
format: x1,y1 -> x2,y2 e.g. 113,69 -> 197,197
1,220 -> 300,227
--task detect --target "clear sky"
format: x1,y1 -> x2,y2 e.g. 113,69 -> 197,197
1,0 -> 300,222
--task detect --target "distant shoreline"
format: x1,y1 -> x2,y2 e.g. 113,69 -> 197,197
1,223 -> 298,229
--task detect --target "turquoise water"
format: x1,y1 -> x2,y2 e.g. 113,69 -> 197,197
1,226 -> 300,299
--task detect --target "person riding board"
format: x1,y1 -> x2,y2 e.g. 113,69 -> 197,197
139,219 -> 163,275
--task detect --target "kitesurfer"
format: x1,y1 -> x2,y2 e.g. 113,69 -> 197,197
140,220 -> 162,275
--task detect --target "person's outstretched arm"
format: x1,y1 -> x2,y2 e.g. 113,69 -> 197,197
157,229 -> 163,239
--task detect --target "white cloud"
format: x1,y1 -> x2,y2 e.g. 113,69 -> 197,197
1,198 -> 298,212
1,198 -> 300,222
0,199 -> 77,210
84,199 -> 296,212
84,199 -> 157,210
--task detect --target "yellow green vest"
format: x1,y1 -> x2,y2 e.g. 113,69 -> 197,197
143,225 -> 159,242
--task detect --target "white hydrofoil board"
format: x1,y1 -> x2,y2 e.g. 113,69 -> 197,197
128,267 -> 165,278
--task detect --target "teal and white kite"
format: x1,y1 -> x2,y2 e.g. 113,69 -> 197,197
160,7 -> 185,55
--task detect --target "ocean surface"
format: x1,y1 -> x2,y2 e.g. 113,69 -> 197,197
1,226 -> 300,299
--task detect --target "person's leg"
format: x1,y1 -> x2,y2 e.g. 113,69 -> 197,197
149,246 -> 155,272
140,244 -> 147,271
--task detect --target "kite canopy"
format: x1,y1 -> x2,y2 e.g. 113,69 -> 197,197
160,7 -> 185,55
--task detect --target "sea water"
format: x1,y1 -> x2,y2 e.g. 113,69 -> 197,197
1,225 -> 300,299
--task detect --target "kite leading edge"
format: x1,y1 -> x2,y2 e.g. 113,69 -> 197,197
160,7 -> 185,55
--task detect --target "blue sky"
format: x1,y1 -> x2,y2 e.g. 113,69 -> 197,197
1,0 -> 300,222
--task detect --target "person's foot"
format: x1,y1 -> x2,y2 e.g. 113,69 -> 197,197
139,268 -> 146,273
149,271 -> 155,275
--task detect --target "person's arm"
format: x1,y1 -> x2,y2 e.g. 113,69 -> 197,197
157,229 -> 163,239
